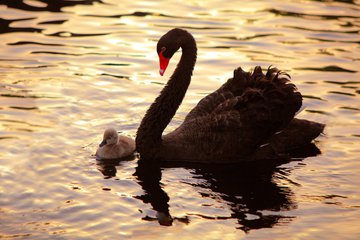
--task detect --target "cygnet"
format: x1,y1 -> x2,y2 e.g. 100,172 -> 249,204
96,127 -> 135,159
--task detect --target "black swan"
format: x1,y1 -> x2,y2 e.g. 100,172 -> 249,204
136,28 -> 324,163
96,127 -> 135,159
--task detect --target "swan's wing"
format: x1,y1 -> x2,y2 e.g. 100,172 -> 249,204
184,87 -> 235,122
185,66 -> 295,122
181,66 -> 302,157
183,66 -> 254,122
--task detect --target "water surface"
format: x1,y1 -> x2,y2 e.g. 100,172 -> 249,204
1,0 -> 360,239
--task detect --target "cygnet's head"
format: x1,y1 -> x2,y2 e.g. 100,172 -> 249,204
99,127 -> 119,147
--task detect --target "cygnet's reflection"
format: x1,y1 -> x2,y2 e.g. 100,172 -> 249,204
96,155 -> 136,179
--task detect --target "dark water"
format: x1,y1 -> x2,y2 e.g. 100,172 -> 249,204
0,0 -> 360,239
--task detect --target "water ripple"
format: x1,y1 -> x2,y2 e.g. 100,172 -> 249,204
8,41 -> 99,49
0,0 -> 104,12
45,31 -> 109,38
83,11 -> 186,19
266,8 -> 360,20
296,65 -> 357,73
284,25 -> 359,34
0,18 -> 42,34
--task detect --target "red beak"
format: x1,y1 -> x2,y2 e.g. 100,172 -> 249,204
158,51 -> 170,76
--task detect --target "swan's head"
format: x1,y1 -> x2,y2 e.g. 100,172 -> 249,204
99,127 -> 119,147
157,28 -> 187,76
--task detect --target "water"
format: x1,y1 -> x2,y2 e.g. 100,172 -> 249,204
0,0 -> 359,239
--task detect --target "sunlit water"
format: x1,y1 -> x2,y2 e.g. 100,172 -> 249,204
1,0 -> 360,239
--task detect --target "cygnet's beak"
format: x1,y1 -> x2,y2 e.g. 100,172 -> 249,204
99,139 -> 107,147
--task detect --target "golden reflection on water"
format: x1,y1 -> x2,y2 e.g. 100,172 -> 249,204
0,0 -> 360,239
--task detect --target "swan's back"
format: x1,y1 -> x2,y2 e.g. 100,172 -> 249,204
162,66 -> 305,162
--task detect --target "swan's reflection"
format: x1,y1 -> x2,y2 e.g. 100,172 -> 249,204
134,143 -> 321,230
188,162 -> 295,232
134,160 -> 174,226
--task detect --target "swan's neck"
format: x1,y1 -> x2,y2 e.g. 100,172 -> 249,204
136,34 -> 197,157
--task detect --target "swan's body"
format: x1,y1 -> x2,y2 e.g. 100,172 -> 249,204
136,28 -> 324,163
96,128 -> 135,159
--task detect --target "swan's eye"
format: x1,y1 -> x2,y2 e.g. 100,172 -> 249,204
160,47 -> 168,56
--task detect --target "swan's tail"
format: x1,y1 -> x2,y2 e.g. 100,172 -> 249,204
268,118 -> 325,153
253,118 -> 325,160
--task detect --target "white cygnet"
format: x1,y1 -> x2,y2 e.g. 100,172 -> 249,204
96,127 -> 135,159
